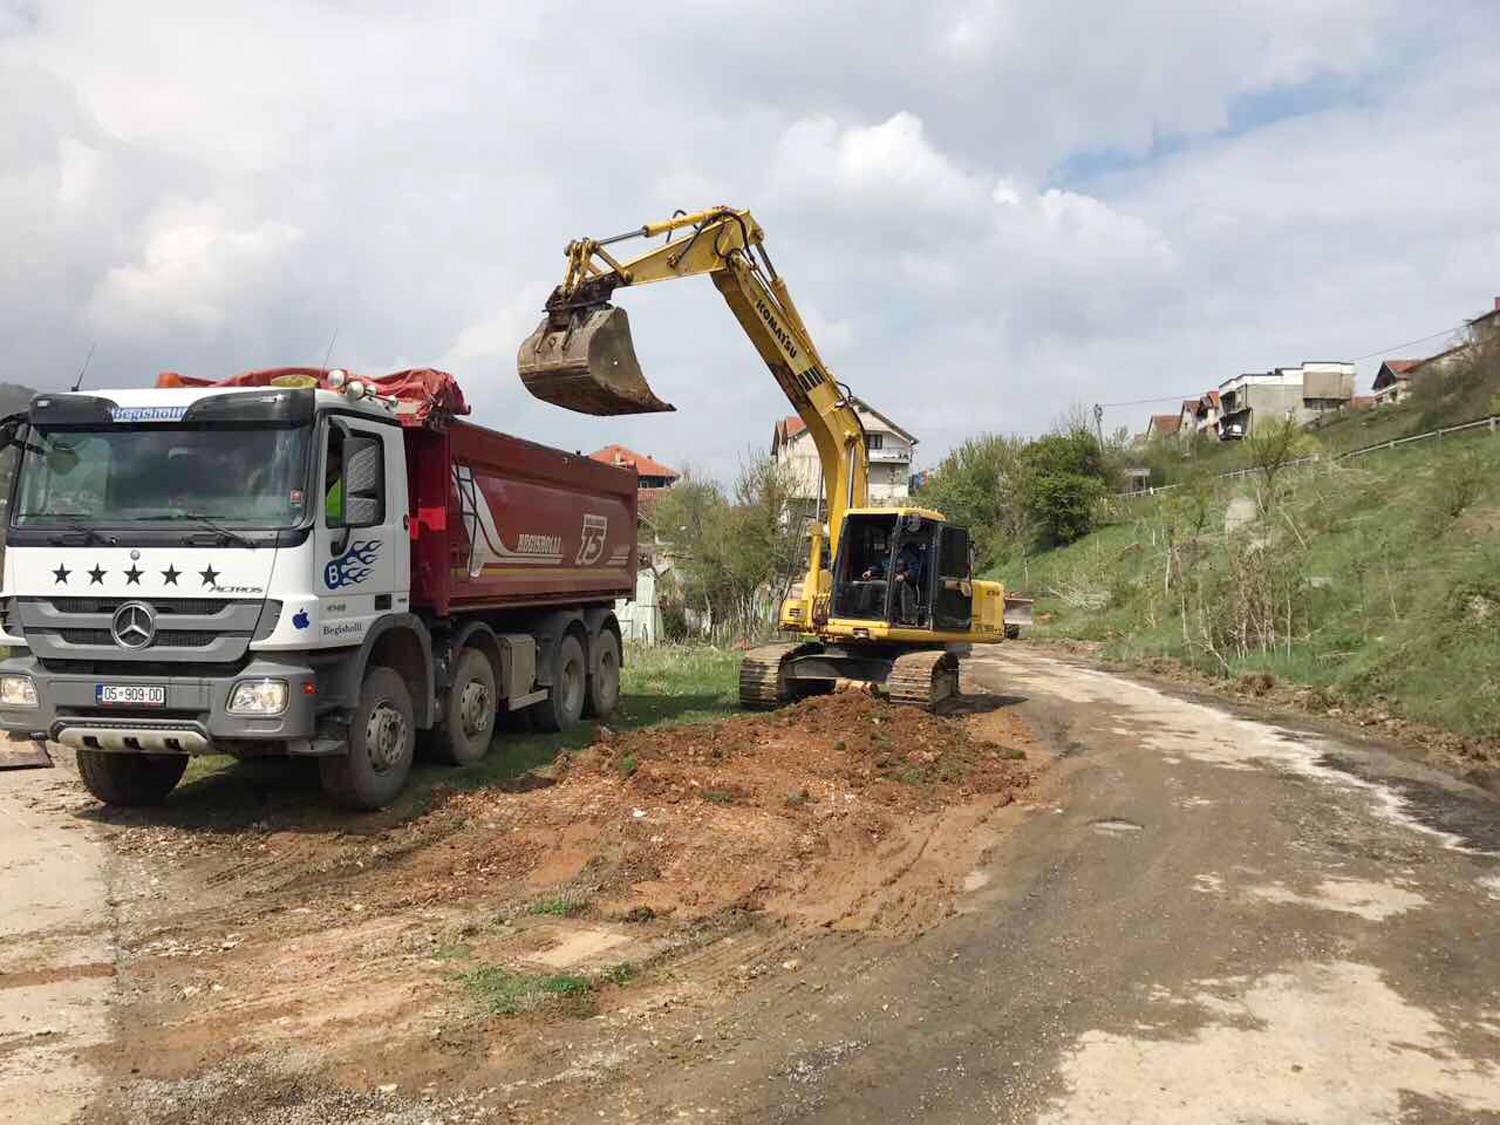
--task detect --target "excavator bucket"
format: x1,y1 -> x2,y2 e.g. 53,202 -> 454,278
517,304 -> 675,416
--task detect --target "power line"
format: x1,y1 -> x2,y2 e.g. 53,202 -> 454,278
1349,323 -> 1464,362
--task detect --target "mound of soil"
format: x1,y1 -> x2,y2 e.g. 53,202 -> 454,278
383,691 -> 1037,932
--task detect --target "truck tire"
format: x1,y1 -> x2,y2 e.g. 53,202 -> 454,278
584,629 -> 621,719
427,648 -> 497,766
531,633 -> 586,732
76,751 -> 187,806
319,666 -> 415,810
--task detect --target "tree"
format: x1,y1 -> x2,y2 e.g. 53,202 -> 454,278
651,453 -> 803,643
917,434 -> 1029,569
1019,428 -> 1111,548
1244,416 -> 1317,512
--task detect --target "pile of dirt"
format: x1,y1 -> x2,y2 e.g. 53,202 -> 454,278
81,689 -> 1044,1123
376,691 -> 1037,932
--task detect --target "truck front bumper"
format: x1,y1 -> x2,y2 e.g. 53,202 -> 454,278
0,654 -> 319,754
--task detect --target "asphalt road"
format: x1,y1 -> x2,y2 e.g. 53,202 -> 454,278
695,646 -> 1500,1123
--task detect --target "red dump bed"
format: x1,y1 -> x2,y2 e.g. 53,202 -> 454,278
406,421 -> 638,615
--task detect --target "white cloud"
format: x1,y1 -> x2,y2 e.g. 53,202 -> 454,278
0,0 -> 1496,465
86,204 -> 304,338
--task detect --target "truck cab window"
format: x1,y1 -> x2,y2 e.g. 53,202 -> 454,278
324,427 -> 345,525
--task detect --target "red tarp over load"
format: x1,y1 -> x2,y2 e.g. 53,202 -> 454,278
155,367 -> 469,427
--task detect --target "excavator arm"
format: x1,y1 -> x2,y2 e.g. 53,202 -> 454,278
518,207 -> 868,557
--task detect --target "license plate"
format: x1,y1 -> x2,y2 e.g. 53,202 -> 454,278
96,684 -> 166,707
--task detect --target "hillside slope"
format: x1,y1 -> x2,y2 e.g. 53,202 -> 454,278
1001,428 -> 1500,749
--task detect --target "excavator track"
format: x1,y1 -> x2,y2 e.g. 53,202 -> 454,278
739,642 -> 818,710
885,650 -> 960,711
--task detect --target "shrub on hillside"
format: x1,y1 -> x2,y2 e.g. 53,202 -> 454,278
1021,429 -> 1112,548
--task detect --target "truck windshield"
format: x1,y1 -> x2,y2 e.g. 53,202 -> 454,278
12,425 -> 311,528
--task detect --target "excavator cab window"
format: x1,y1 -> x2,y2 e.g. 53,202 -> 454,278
831,513 -> 940,627
831,514 -> 896,621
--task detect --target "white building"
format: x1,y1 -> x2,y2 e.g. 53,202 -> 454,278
1217,361 -> 1354,437
771,398 -> 917,522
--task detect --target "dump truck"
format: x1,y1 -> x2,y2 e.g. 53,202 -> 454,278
518,206 -> 1032,709
0,368 -> 635,809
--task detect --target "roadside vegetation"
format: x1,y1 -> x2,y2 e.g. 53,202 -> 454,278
1001,429 -> 1500,744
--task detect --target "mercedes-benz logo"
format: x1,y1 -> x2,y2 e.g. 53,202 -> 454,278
110,601 -> 157,649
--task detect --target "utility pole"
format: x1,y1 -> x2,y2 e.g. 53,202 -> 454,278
1093,403 -> 1104,447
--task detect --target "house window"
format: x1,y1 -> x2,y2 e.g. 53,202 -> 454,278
867,433 -> 883,451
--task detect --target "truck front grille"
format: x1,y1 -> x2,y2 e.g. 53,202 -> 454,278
15,596 -> 274,664
48,597 -> 231,616
57,628 -> 220,649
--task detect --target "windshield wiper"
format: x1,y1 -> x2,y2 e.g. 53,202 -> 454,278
36,514 -> 107,545
175,513 -> 260,550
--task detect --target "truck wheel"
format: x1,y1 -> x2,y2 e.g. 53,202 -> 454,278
428,648 -> 497,766
584,629 -> 621,719
76,751 -> 187,806
319,666 -> 415,810
532,633 -> 586,732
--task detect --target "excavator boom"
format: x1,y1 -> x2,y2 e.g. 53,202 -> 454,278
517,206 -> 869,555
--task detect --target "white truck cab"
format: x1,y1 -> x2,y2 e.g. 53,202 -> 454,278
0,381 -> 420,807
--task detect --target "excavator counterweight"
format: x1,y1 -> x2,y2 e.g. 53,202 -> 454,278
517,303 -> 675,416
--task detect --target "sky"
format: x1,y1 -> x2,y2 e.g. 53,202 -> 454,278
3,0 -> 1498,479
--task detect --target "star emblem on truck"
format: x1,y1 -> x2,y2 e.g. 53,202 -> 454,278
52,564 -> 70,585
124,564 -> 143,585
199,565 -> 220,588
162,565 -> 180,586
88,565 -> 106,585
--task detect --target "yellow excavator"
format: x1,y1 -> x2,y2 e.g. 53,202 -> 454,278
518,206 -> 1027,710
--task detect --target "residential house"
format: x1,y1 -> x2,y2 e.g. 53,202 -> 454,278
588,444 -> 681,495
1371,298 -> 1499,407
1371,359 -> 1424,406
1217,361 -> 1354,437
1469,297 -> 1500,346
1176,391 -> 1222,440
1144,413 -> 1182,440
771,397 -> 917,523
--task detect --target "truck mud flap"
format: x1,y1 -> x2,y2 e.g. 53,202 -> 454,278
0,737 -> 52,770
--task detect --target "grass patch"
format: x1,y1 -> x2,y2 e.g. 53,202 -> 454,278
525,895 -> 589,918
461,965 -> 596,1017
413,643 -> 740,797
460,960 -> 639,1017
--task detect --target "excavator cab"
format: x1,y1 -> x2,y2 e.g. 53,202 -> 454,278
830,512 -> 962,629
517,303 -> 676,416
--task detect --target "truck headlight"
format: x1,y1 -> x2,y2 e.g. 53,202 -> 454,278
0,675 -> 38,708
228,679 -> 289,715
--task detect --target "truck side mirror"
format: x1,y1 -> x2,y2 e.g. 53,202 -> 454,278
339,435 -> 385,529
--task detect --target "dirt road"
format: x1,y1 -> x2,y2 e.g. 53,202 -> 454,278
0,760 -> 115,1124
3,646 -> 1498,1123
